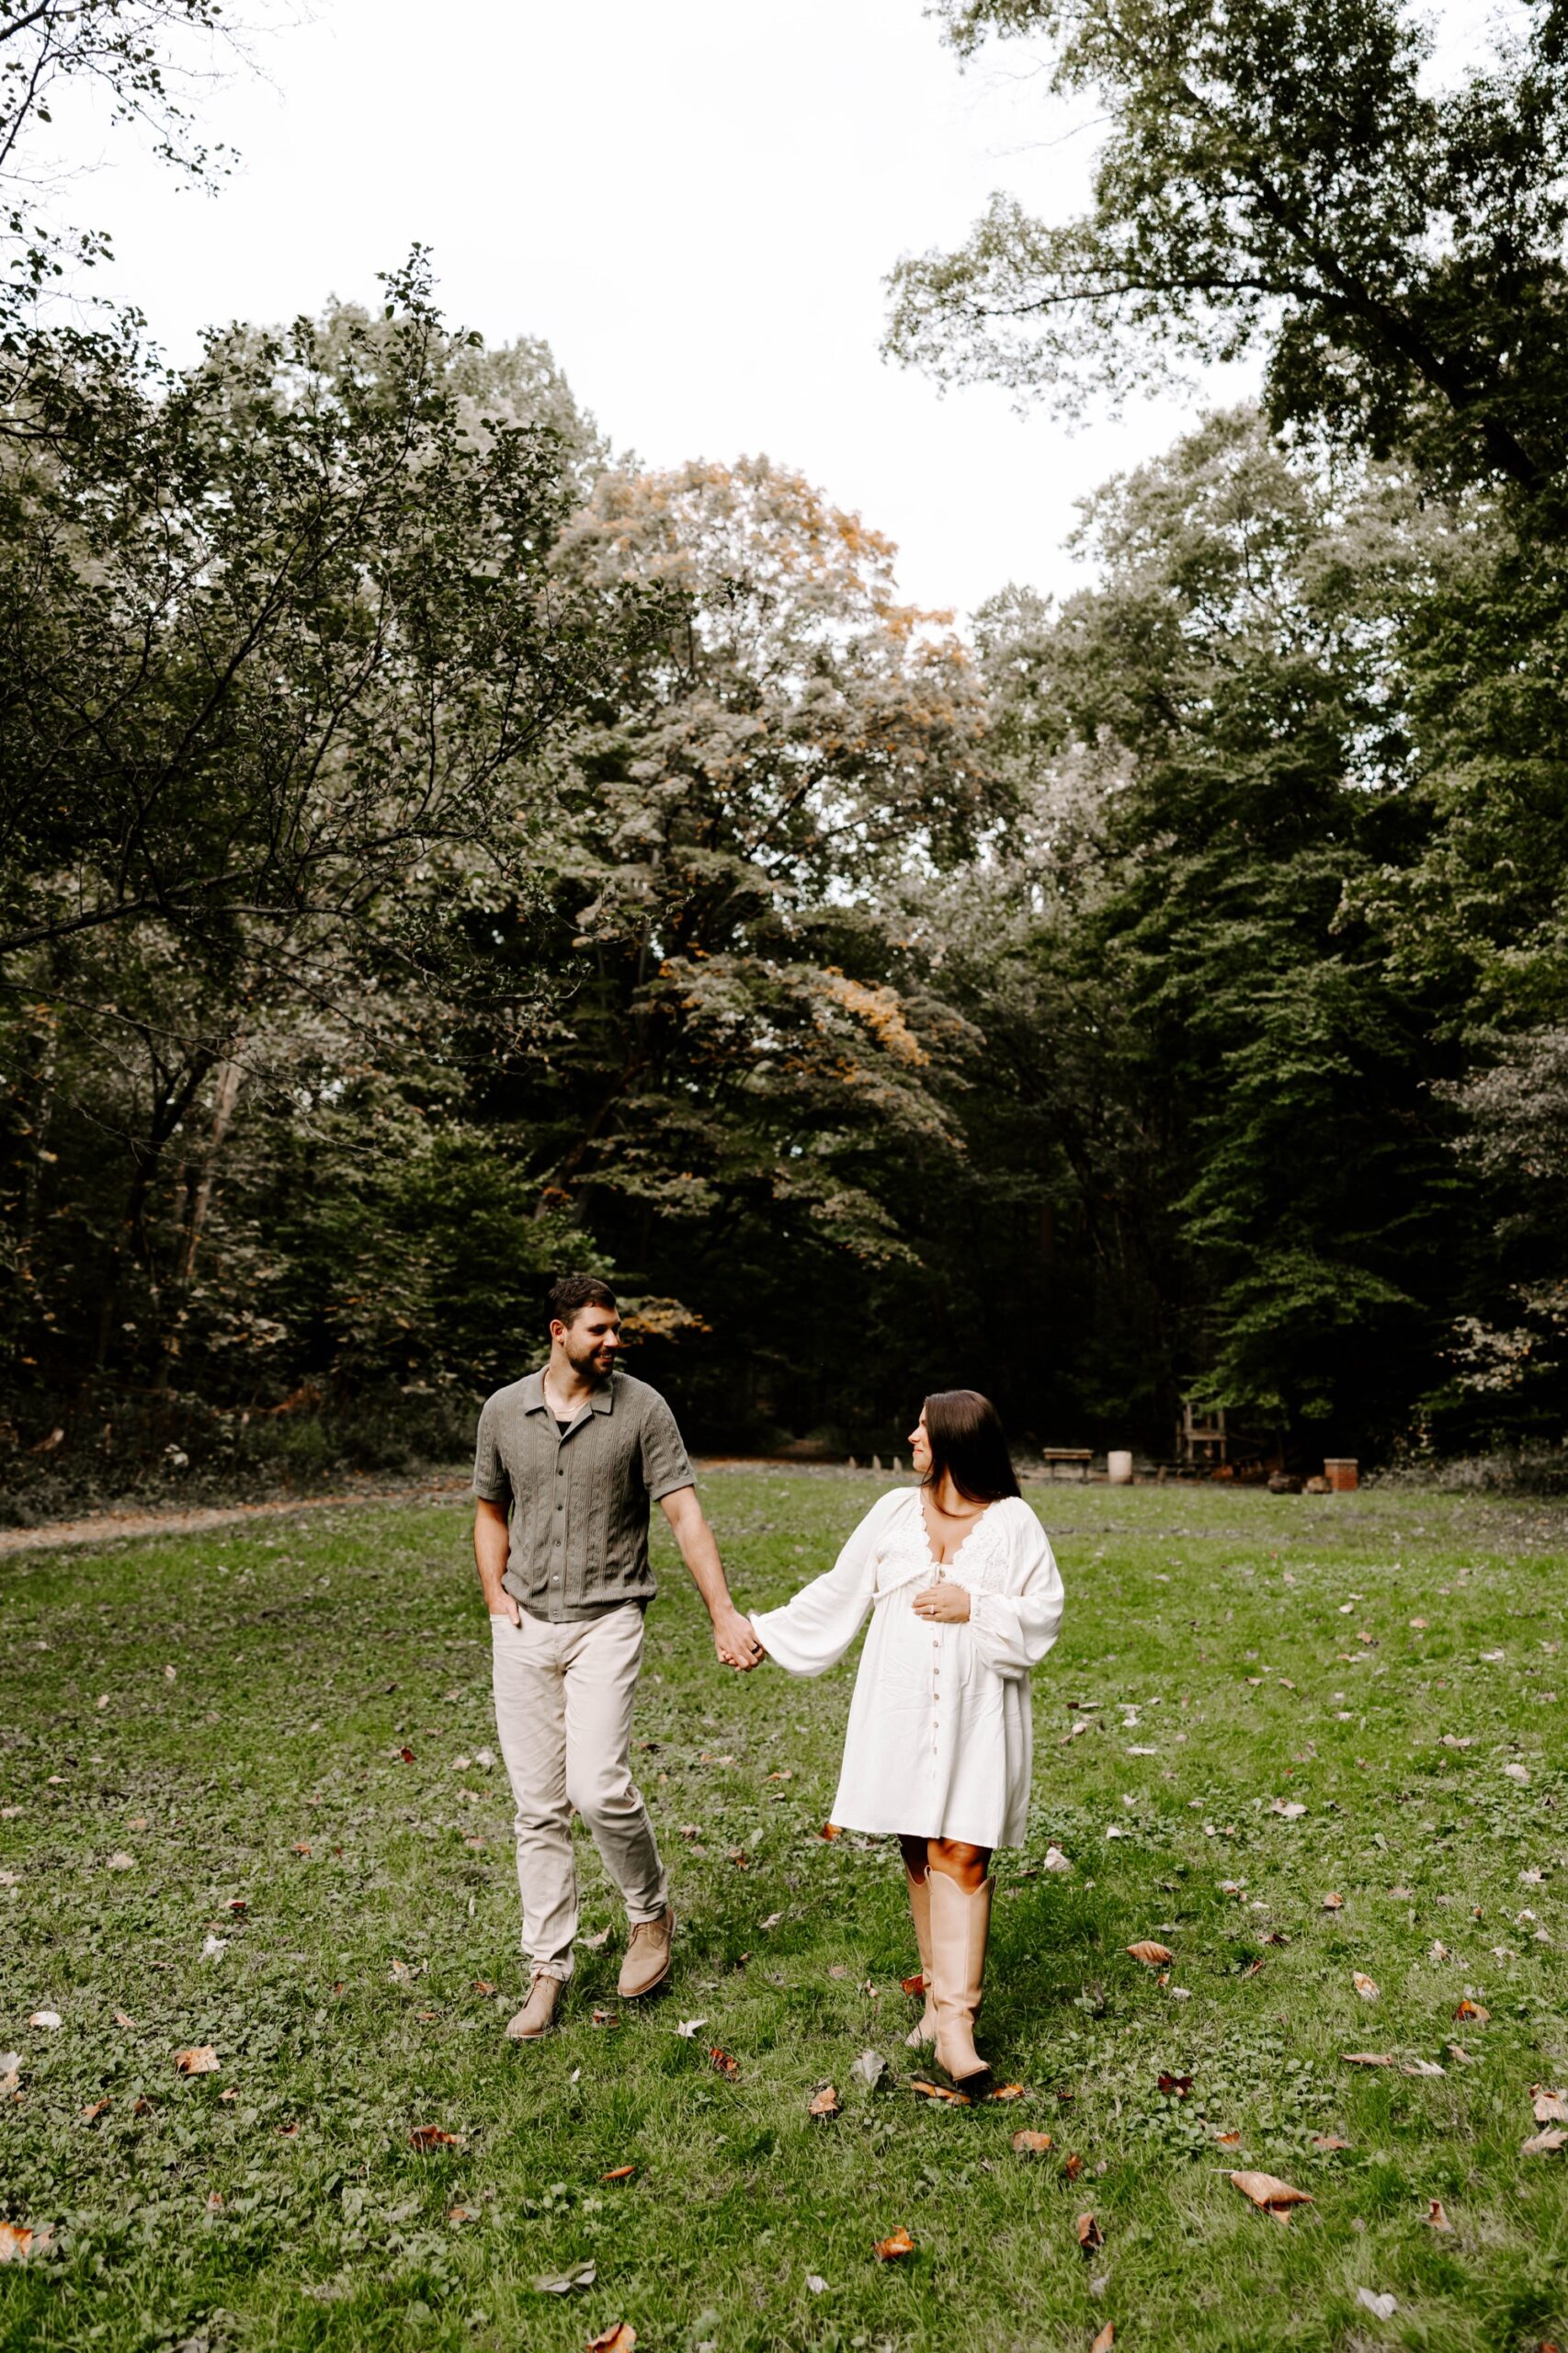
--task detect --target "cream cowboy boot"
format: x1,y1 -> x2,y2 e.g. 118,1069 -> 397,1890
904,1868 -> 937,2049
927,1870 -> 995,2097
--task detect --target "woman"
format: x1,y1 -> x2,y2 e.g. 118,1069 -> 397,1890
749,1391 -> 1064,2097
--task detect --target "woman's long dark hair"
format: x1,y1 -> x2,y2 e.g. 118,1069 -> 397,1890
922,1389 -> 1020,1505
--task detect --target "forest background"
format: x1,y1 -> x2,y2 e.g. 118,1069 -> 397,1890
2,0 -> 1566,1509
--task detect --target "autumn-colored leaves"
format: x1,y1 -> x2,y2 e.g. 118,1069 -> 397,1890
1230,2170 -> 1312,2221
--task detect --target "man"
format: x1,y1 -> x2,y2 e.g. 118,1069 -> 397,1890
472,1273 -> 762,2040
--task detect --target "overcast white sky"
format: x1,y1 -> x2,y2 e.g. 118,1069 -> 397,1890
59,0 -> 1258,617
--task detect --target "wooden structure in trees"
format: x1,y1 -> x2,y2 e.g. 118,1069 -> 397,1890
1177,1397 -> 1228,1470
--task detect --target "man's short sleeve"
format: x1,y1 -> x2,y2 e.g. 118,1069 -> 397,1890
641,1392 -> 694,1502
472,1397 -> 510,1506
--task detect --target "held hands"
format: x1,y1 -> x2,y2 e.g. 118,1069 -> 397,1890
914,1577 -> 971,1624
713,1602 -> 766,1672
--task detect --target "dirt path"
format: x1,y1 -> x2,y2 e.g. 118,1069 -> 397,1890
0,1456 -> 867,1558
0,1473 -> 474,1557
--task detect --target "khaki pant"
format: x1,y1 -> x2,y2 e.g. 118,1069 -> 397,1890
490,1602 -> 668,1982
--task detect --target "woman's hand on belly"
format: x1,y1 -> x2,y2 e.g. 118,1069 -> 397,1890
913,1578 -> 970,1623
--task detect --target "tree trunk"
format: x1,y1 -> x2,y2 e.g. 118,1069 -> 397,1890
153,1051 -> 245,1392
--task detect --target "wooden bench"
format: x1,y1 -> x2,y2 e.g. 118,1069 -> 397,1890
1041,1448 -> 1093,1482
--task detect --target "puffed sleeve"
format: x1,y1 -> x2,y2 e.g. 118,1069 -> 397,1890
966,1503 -> 1064,1677
749,1490 -> 903,1676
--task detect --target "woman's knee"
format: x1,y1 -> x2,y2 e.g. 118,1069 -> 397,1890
928,1837 -> 989,1889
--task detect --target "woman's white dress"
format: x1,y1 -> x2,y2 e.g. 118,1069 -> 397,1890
749,1487 -> 1064,1849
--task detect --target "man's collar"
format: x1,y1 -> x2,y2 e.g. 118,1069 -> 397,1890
521,1368 -> 617,1416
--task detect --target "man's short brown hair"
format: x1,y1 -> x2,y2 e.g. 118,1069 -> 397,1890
546,1273 -> 619,1328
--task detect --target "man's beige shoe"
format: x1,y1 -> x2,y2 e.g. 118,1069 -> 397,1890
505,1972 -> 562,2040
618,1906 -> 675,1998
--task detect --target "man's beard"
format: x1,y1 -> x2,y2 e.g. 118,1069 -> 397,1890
567,1337 -> 616,1384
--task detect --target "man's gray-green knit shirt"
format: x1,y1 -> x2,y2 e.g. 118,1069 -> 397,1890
472,1368 -> 695,1622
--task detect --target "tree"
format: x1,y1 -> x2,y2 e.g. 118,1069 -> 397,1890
0,260 -> 618,971
1,0 -> 280,320
0,265 -> 632,1422
886,0 -> 1568,494
481,456 -> 1003,1441
946,409 -> 1474,1446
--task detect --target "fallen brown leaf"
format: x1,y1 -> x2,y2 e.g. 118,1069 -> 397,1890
113,2009 -> 136,2029
585,2328 -> 636,2353
820,1824 -> 842,1841
206,2191 -> 223,2210
1158,2071 -> 1194,2097
709,2047 -> 740,2080
873,2225 -> 915,2261
1231,2170 -> 1313,2217
0,2222 -> 49,2262
131,2095 -> 153,2116
1532,2086 -> 1568,2123
1075,2211 -> 1104,2252
407,2125 -> 458,2151
1012,2130 -> 1052,2154
1342,2052 -> 1394,2067
448,2206 -> 477,2223
1322,1892 -> 1344,1910
988,2082 -> 1028,2102
1522,2127 -> 1567,2156
1455,1998 -> 1490,2022
1126,1940 -> 1174,1966
1214,2129 -> 1243,2147
900,1972 -> 926,1998
1424,2198 -> 1453,2231
808,2085 -> 841,2120
1091,2328 -> 1115,2353
1352,1972 -> 1380,2001
1063,2152 -> 1085,2180
1311,2133 -> 1351,2151
591,2009 -> 620,2029
174,2046 -> 219,2075
912,2076 -> 971,2106
601,2165 -> 638,2183
80,2099 -> 109,2122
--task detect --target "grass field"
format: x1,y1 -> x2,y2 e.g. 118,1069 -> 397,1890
3,1470 -> 1567,2353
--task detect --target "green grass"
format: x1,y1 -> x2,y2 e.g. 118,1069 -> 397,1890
3,1471 -> 1567,2353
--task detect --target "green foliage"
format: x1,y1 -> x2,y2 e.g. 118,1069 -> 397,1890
890,0 -> 1568,493
7,0 -> 1568,1476
912,412 -> 1480,1442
